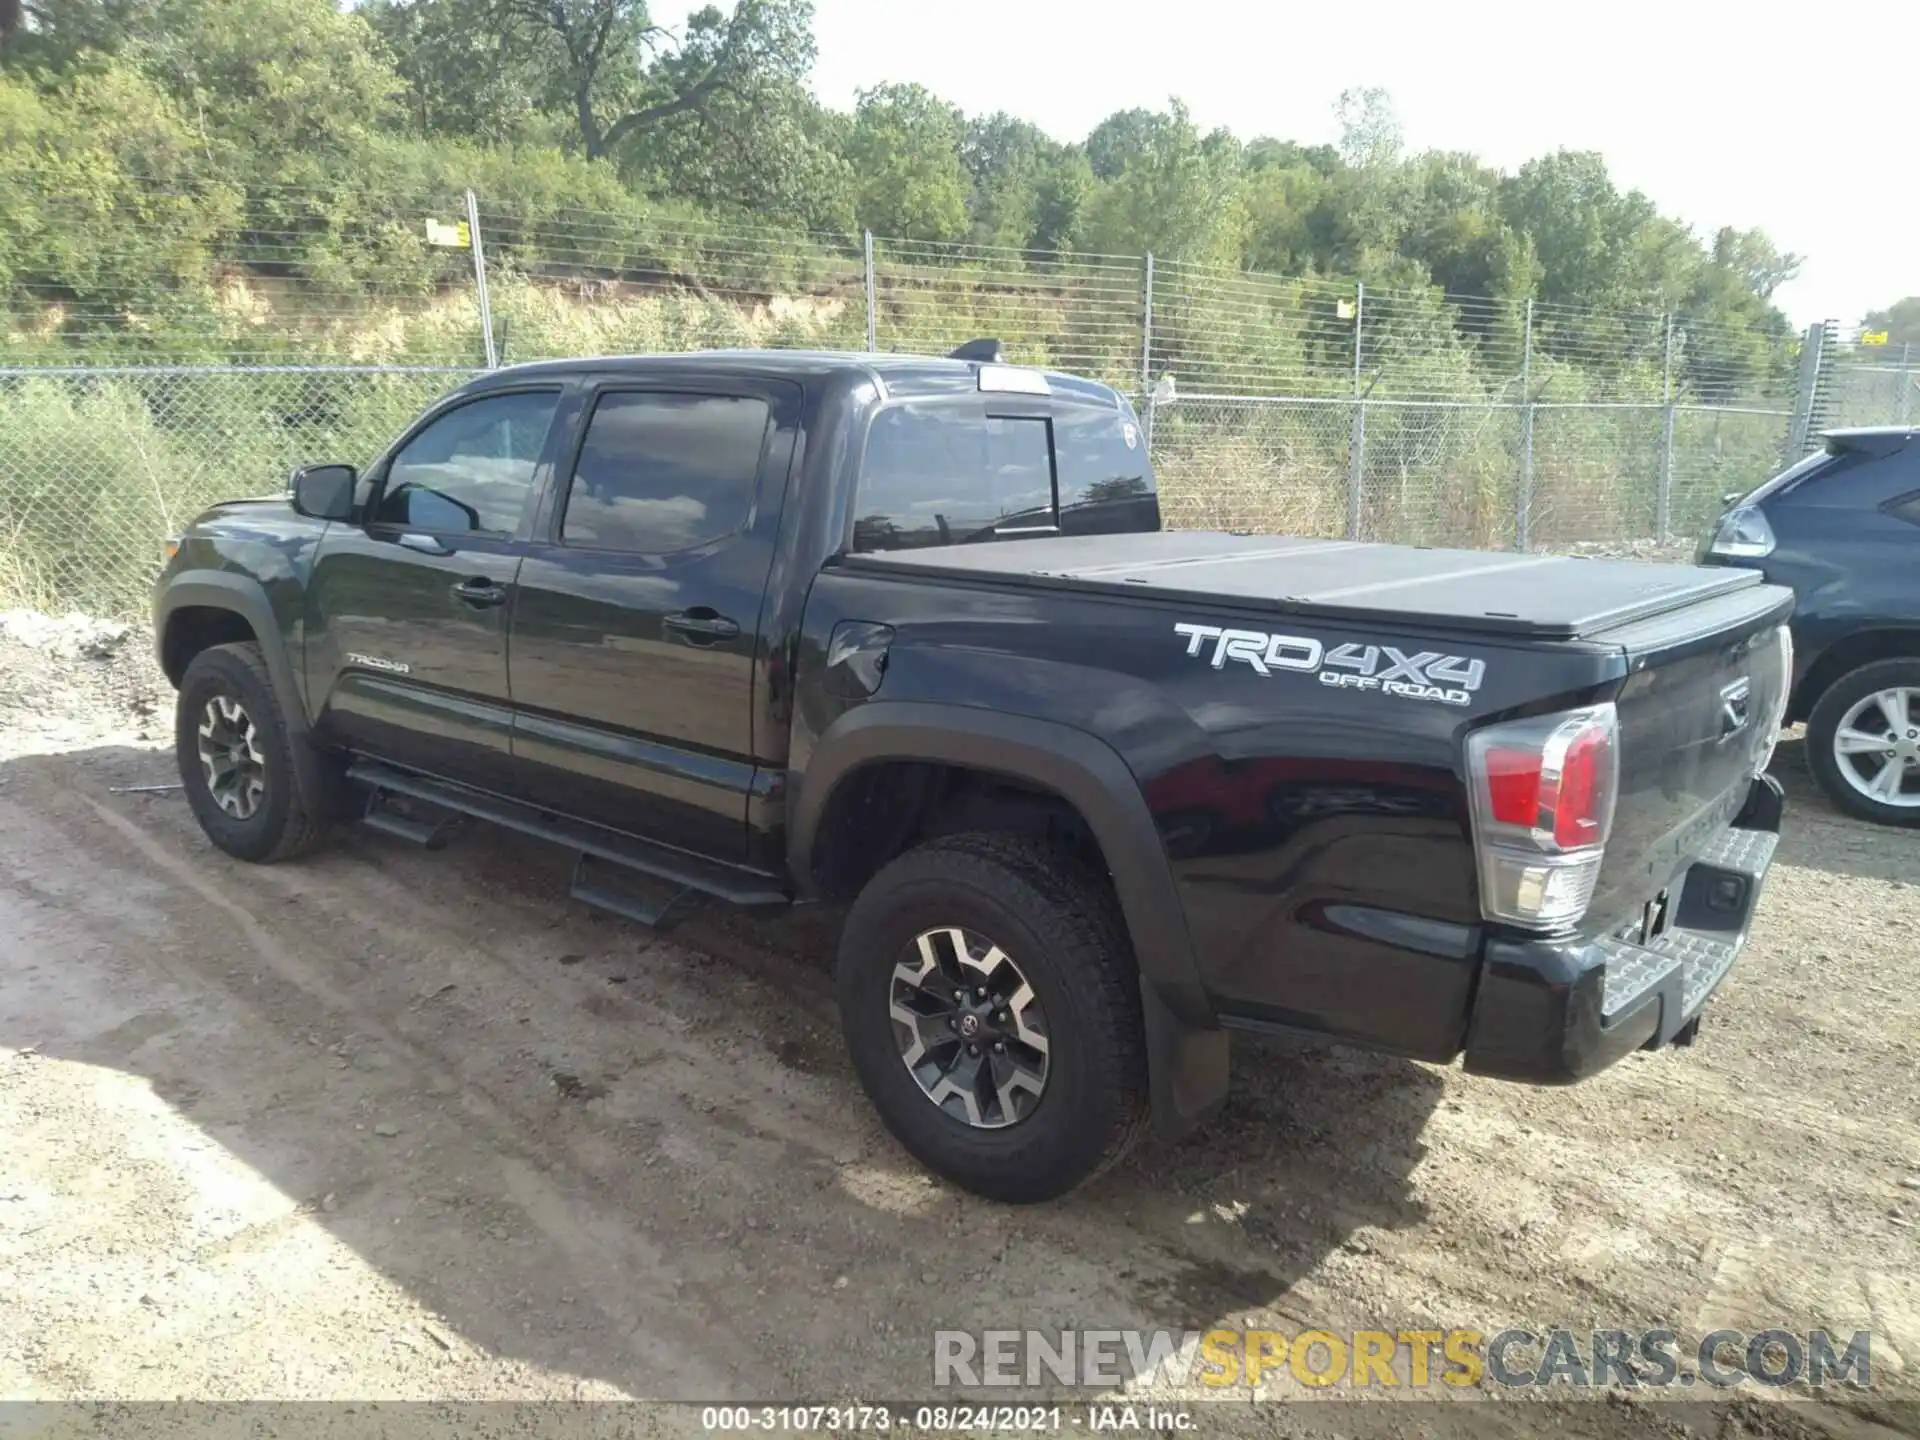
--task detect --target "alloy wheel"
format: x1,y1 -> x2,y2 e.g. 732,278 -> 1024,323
889,926 -> 1050,1128
1831,686 -> 1920,809
196,694 -> 268,820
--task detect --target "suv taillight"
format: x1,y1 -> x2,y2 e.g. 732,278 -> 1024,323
1465,704 -> 1619,931
1702,505 -> 1776,559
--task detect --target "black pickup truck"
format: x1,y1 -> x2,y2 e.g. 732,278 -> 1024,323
154,344 -> 1793,1201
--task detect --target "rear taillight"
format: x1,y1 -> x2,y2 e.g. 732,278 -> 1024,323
1465,704 -> 1619,931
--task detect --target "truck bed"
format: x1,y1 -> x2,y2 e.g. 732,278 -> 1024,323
838,532 -> 1762,641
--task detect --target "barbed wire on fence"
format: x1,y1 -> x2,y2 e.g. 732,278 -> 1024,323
2,179 -> 1911,618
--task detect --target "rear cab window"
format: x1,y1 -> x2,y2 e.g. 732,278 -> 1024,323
851,396 -> 1157,553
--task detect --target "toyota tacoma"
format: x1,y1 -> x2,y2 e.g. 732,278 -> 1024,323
154,344 -> 1793,1201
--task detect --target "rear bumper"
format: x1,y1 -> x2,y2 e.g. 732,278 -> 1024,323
1462,773 -> 1783,1084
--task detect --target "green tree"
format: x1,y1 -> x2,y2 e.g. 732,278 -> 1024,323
363,0 -> 556,145
1333,86 -> 1400,169
1400,153 -> 1537,300
1862,297 -> 1920,346
0,0 -> 140,72
131,0 -> 399,167
489,0 -> 815,162
845,82 -> 968,241
0,66 -> 240,351
639,80 -> 855,230
1026,147 -> 1092,252
961,111 -> 1049,248
1080,100 -> 1242,262
1710,226 -> 1800,302
1085,107 -> 1158,181
1499,151 -> 1656,308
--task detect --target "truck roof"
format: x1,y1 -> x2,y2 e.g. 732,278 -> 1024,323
842,530 -> 1769,641
470,349 -> 1128,408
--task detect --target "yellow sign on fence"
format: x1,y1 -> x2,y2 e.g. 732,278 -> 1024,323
424,218 -> 471,249
1862,330 -> 1890,346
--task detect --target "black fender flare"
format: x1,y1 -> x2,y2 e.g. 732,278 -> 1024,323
155,571 -> 309,735
790,701 -> 1229,1135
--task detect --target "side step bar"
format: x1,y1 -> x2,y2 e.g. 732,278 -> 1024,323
346,760 -> 789,929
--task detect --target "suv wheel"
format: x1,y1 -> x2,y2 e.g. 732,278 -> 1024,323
175,641 -> 341,862
1806,657 -> 1920,826
837,833 -> 1148,1202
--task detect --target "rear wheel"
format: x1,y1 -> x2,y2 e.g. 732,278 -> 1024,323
176,642 -> 343,862
1806,658 -> 1920,827
837,833 -> 1148,1202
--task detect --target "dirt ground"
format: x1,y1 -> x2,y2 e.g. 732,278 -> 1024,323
1,609 -> 1917,1438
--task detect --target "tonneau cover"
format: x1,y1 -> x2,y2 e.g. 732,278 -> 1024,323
839,531 -> 1763,641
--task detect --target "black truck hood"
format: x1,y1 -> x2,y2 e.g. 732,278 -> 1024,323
841,532 -> 1764,642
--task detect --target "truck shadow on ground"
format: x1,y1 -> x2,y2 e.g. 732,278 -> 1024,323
0,740 -> 1441,1401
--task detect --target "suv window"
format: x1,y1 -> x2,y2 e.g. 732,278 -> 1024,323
375,390 -> 559,534
853,406 -> 1056,552
561,392 -> 771,553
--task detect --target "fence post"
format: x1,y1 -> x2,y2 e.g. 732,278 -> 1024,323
1657,312 -> 1675,542
1516,298 -> 1533,551
1785,321 -> 1828,459
1140,252 -> 1154,395
863,232 -> 877,352
1346,282 -> 1365,539
465,189 -> 498,370
1902,342 -> 1914,427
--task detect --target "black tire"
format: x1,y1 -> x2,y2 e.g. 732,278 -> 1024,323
837,832 -> 1148,1203
175,641 -> 343,862
1806,657 -> 1920,827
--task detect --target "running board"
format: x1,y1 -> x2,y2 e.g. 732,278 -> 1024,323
345,760 -> 789,924
361,787 -> 459,849
569,854 -> 701,932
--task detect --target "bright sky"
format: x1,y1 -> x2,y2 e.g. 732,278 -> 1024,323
655,0 -> 1917,329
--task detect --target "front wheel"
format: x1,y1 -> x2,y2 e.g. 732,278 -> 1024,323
837,833 -> 1148,1202
1806,657 -> 1920,826
175,641 -> 340,862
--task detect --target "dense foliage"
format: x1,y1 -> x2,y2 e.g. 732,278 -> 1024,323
0,0 -> 1816,390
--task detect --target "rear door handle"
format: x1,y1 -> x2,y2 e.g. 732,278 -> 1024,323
451,577 -> 508,608
662,608 -> 741,642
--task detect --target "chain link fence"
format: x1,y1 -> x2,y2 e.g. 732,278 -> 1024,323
0,366 -> 475,616
0,185 -> 1830,618
1824,342 -> 1917,429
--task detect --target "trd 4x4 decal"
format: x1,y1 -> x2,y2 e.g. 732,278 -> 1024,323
1173,623 -> 1486,707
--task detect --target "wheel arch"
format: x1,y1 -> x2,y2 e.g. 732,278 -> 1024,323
157,573 -> 308,736
791,701 -> 1228,1136
1790,627 -> 1920,724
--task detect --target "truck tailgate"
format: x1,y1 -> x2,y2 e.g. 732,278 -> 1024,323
1585,583 -> 1794,931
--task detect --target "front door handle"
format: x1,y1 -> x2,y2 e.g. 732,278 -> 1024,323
451,577 -> 508,608
662,608 -> 741,642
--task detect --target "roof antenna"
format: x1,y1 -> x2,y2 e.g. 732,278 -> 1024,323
947,338 -> 1006,363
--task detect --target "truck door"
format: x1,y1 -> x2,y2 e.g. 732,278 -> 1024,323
508,375 -> 800,859
306,385 -> 565,794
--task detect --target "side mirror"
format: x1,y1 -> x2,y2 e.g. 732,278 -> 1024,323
290,463 -> 357,521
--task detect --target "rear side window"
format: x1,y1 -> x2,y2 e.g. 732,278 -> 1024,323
853,406 -> 1056,552
561,392 -> 771,553
1054,403 -> 1158,534
1764,439 -> 1919,510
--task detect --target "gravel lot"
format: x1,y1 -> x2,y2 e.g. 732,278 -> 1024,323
0,610 -> 1915,1437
